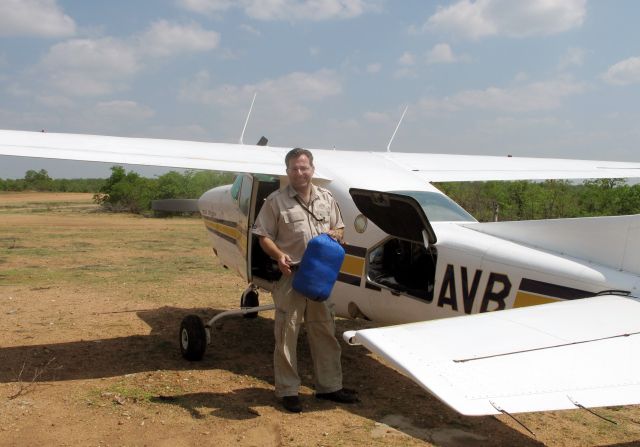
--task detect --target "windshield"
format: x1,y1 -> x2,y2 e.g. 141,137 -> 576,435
393,190 -> 476,222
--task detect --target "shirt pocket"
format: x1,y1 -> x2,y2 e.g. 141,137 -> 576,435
282,210 -> 306,232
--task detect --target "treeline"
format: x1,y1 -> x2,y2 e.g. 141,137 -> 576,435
0,169 -> 104,192
1,167 -> 234,214
436,179 -> 640,222
3,168 -> 640,220
94,166 -> 234,213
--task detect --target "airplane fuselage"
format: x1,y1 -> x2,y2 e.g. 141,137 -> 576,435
198,158 -> 640,327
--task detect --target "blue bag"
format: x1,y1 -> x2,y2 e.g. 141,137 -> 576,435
292,234 -> 345,301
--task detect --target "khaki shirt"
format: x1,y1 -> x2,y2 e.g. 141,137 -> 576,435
252,184 -> 344,263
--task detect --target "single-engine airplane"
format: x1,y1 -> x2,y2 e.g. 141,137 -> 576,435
2,128 -> 640,418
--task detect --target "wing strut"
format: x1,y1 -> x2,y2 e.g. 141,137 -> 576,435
567,396 -> 618,425
490,401 -> 536,437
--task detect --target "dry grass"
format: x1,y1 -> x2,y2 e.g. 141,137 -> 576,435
1,192 -> 640,446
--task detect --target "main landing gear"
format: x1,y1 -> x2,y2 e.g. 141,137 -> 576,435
179,284 -> 275,361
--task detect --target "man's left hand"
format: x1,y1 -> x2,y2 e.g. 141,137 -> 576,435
327,229 -> 344,243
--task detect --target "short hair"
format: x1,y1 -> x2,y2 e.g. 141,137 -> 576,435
285,147 -> 314,168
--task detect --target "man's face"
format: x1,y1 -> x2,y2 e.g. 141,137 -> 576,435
286,154 -> 314,192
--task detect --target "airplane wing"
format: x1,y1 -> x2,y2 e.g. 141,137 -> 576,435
2,129 -> 640,182
381,151 -> 640,182
344,294 -> 640,416
0,129 -> 299,178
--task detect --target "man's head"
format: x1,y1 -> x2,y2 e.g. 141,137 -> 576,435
285,147 -> 314,193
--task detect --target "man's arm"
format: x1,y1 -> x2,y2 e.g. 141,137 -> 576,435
259,236 -> 293,276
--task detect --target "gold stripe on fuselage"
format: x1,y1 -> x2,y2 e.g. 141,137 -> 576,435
341,254 -> 365,277
513,291 -> 561,308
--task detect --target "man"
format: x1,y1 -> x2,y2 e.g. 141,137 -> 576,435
252,147 -> 358,413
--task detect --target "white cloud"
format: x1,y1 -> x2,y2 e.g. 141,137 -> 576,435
601,57 -> 640,86
393,67 -> 417,79
176,0 -> 235,15
366,63 -> 381,74
398,52 -> 415,66
425,0 -> 586,39
240,24 -> 261,36
41,38 -> 141,96
36,21 -> 220,97
137,20 -> 220,57
178,0 -> 377,21
426,43 -> 467,64
0,0 -> 76,37
363,111 -> 390,123
558,47 -> 586,70
419,78 -> 587,113
93,100 -> 155,120
179,69 -> 341,123
36,95 -> 75,108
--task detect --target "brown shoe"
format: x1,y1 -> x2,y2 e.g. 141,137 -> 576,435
282,395 -> 302,413
315,388 -> 359,403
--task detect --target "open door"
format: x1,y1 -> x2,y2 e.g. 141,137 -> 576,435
350,188 -> 438,302
349,188 -> 437,245
248,175 -> 282,286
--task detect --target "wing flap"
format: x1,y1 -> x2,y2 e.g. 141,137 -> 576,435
344,295 -> 640,415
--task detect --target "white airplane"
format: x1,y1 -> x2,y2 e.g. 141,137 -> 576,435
2,128 -> 640,420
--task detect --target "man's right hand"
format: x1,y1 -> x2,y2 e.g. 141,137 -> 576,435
277,253 -> 293,276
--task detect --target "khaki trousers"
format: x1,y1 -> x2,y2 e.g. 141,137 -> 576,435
272,273 -> 343,398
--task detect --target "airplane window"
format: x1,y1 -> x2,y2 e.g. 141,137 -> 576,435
239,175 -> 252,215
230,175 -> 243,201
393,191 -> 476,222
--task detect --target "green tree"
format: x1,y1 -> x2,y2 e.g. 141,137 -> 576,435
24,169 -> 53,191
95,166 -> 155,213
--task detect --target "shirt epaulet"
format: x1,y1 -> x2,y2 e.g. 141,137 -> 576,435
317,186 -> 333,197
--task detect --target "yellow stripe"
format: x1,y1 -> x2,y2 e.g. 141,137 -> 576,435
340,254 -> 365,277
513,291 -> 561,308
204,220 -> 243,242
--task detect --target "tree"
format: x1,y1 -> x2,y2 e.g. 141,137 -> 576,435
23,169 -> 52,191
95,166 -> 154,213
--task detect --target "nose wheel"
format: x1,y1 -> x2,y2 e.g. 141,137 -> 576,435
179,315 -> 207,361
241,287 -> 259,319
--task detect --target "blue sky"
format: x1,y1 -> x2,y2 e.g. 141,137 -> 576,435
1,0 -> 639,178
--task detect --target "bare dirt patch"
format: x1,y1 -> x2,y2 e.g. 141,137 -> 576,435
1,192 -> 640,446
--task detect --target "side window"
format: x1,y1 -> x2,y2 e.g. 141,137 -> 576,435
230,175 -> 242,201
239,174 -> 252,215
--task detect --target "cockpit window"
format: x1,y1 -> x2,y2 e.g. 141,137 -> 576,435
392,190 -> 476,222
230,175 -> 243,201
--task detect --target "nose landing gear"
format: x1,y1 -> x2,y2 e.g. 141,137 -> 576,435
179,285 -> 274,361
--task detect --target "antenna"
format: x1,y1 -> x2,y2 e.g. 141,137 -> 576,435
239,92 -> 257,145
386,105 -> 407,152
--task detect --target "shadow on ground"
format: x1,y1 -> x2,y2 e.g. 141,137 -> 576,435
0,306 -> 543,446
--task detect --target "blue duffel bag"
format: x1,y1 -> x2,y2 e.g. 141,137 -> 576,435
292,234 -> 345,301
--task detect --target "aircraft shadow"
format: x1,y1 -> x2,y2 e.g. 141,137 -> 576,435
0,305 -> 543,446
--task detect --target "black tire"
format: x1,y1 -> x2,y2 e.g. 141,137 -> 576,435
241,289 -> 259,319
179,315 -> 207,361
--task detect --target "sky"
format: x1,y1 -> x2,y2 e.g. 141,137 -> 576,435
1,0 -> 639,178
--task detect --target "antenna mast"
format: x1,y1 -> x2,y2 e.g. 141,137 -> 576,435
386,106 -> 408,152
239,92 -> 257,145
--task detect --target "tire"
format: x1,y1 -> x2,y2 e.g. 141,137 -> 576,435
179,315 -> 207,361
241,289 -> 259,319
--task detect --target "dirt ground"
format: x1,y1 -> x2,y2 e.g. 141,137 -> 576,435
2,192 -> 640,447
